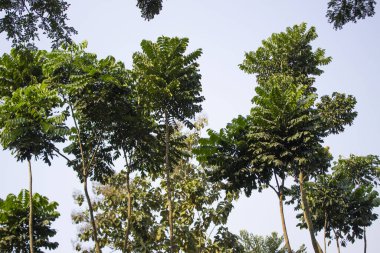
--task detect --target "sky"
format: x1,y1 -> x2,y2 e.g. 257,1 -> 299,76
1,0 -> 380,252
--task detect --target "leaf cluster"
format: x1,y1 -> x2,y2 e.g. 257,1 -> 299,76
0,190 -> 60,252
133,36 -> 204,129
327,0 -> 377,29
0,0 -> 77,48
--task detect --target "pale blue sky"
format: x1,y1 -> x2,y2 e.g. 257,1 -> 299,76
1,1 -> 380,252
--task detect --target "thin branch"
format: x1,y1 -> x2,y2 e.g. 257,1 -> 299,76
274,173 -> 281,191
87,137 -> 102,171
53,147 -> 72,163
69,102 -> 87,166
268,183 -> 279,196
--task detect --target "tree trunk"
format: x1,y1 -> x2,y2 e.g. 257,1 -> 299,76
299,172 -> 323,253
333,229 -> 341,253
71,104 -> 101,253
324,212 -> 328,253
165,112 -> 174,253
28,159 -> 35,253
278,192 -> 292,253
123,163 -> 132,253
364,226 -> 367,253
83,173 -> 101,253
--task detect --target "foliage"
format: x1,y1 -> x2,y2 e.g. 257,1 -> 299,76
195,115 -> 262,196
0,49 -> 67,164
0,190 -> 60,252
72,120 -> 242,252
327,0 -> 377,29
0,82 -> 67,164
132,36 -> 204,252
0,0 -> 77,47
44,42 -> 128,183
0,48 -> 45,97
197,22 -> 339,214
248,74 -> 331,179
239,230 -> 308,253
136,0 -> 163,20
73,167 -> 242,253
239,230 -> 286,253
198,23 -> 359,253
72,173 -> 164,252
133,36 -> 204,127
239,23 -> 331,87
238,22 -> 357,187
289,166 -> 380,248
333,154 -> 380,187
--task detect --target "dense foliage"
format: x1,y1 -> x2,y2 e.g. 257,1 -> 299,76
0,0 -> 77,47
0,190 -> 60,252
327,0 -> 377,29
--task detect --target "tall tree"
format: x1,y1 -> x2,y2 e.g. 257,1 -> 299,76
132,36 -> 203,252
0,49 -> 67,253
239,23 -> 357,253
44,42 -> 135,252
106,76 -> 162,253
198,23 -> 357,253
0,190 -> 60,252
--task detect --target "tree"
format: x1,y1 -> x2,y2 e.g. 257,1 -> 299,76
0,49 -> 67,253
0,0 -> 77,48
240,23 -> 357,253
197,88 -> 302,252
198,23 -> 358,253
288,174 -> 348,253
327,0 -> 377,29
197,23 -> 331,253
44,42 -> 137,252
332,155 -> 380,253
290,169 -> 380,253
0,190 -> 60,252
104,60 -> 162,252
132,36 -> 203,252
72,173 -> 165,252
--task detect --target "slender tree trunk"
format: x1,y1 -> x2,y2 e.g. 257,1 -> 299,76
123,162 -> 132,253
278,192 -> 292,253
333,229 -> 341,253
299,172 -> 323,253
71,104 -> 101,253
364,226 -> 367,253
324,212 -> 328,253
165,112 -> 174,253
28,159 -> 35,253
83,173 -> 101,253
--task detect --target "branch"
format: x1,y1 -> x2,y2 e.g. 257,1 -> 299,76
268,183 -> 279,196
53,147 -> 72,163
87,137 -> 102,171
